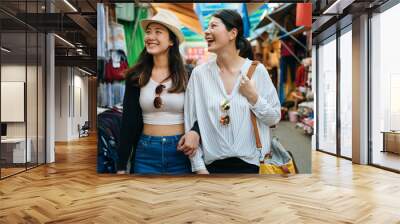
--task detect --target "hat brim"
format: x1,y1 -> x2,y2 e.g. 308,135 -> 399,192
141,19 -> 185,44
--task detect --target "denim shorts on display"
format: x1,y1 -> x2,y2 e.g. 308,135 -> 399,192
131,134 -> 192,175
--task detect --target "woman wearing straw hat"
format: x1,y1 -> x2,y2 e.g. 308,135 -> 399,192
116,9 -> 201,174
184,9 -> 281,174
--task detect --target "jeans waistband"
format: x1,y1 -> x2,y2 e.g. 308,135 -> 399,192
140,134 -> 182,144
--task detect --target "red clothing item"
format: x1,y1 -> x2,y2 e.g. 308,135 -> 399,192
295,65 -> 307,87
105,59 -> 128,82
281,40 -> 295,57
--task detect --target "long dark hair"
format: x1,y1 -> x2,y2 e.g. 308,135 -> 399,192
124,25 -> 187,93
212,9 -> 253,60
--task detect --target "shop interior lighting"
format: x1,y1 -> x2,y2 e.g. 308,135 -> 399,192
322,0 -> 355,15
78,67 -> 92,76
63,0 -> 78,12
1,47 -> 11,53
323,0 -> 342,14
54,34 -> 75,48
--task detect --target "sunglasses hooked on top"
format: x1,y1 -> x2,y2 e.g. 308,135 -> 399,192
154,84 -> 166,109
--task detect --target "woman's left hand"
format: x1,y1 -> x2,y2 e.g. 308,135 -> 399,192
239,75 -> 259,105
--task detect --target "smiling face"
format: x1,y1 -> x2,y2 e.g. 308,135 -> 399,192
144,23 -> 173,56
204,17 -> 237,54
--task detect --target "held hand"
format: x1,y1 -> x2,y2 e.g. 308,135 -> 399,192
239,75 -> 258,105
196,169 -> 209,174
177,131 -> 200,157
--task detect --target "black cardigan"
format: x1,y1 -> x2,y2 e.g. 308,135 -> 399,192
117,75 -> 200,171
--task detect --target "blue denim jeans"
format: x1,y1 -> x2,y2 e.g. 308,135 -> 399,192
131,134 -> 192,175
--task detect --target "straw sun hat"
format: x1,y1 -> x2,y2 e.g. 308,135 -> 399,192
140,9 -> 185,44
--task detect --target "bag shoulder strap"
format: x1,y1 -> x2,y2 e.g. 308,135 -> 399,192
246,61 -> 259,80
245,61 -> 263,149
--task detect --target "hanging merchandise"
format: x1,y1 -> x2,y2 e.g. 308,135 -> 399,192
108,21 -> 128,56
105,50 -> 128,82
279,55 -> 297,103
281,38 -> 295,57
295,57 -> 311,88
296,3 -> 312,28
118,7 -> 148,67
185,47 -> 206,61
239,3 -> 251,38
97,108 -> 123,173
104,5 -> 110,58
131,7 -> 148,66
98,59 -> 106,81
97,82 -> 125,108
118,20 -> 135,67
97,3 -> 107,59
297,101 -> 314,135
295,63 -> 307,87
263,39 -> 281,70
115,3 -> 135,21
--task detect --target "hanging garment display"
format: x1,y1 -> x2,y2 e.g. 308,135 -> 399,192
118,7 -> 148,66
104,4 -> 111,59
252,37 -> 280,89
295,64 -> 307,87
115,3 -> 135,21
263,39 -> 281,70
296,3 -> 312,28
97,3 -> 107,59
97,109 -> 123,173
97,82 -> 125,108
105,51 -> 128,82
98,59 -> 106,81
281,39 -> 295,57
279,56 -> 297,103
108,21 -> 128,56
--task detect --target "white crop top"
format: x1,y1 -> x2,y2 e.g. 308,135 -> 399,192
140,78 -> 184,125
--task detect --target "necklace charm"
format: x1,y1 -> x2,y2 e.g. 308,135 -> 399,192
220,99 -> 230,111
220,115 -> 230,125
220,99 -> 231,126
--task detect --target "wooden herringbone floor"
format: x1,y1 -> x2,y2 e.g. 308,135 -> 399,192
1,135 -> 400,224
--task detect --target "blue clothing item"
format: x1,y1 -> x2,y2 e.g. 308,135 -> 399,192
279,56 -> 297,103
131,134 -> 192,175
97,82 -> 125,108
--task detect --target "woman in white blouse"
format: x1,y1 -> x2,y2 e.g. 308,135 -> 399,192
182,9 -> 281,174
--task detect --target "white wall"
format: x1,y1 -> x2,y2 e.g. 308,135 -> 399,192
1,65 -> 41,137
55,67 -> 69,141
1,66 -> 25,130
55,67 -> 89,141
1,65 -> 27,140
1,64 -> 46,164
71,71 -> 89,139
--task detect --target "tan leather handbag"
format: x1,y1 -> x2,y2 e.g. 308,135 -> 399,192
246,61 -> 297,175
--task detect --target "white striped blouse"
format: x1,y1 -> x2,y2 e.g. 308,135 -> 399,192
184,58 -> 281,172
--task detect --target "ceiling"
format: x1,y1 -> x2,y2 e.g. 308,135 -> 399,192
0,0 -> 97,72
1,32 -> 45,65
312,0 -> 390,40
